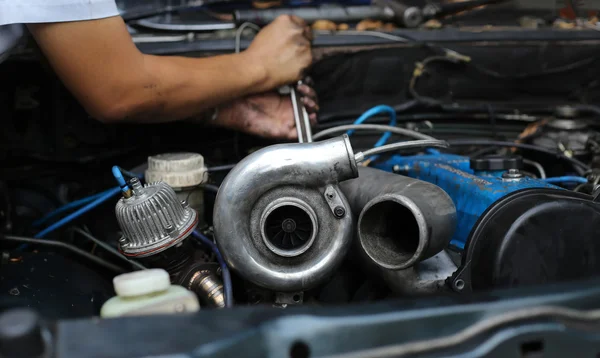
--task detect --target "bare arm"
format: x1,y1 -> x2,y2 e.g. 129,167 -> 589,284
27,15 -> 312,123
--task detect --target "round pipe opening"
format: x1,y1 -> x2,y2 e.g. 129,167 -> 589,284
358,196 -> 426,270
260,199 -> 318,257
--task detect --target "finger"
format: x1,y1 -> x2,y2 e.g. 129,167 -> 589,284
303,26 -> 314,42
287,126 -> 299,140
298,84 -> 317,101
289,15 -> 307,28
303,76 -> 314,87
294,33 -> 311,47
301,97 -> 319,113
309,113 -> 318,126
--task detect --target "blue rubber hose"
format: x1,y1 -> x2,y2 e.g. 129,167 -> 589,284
112,166 -> 130,193
34,187 -> 122,239
543,176 -> 588,184
32,188 -> 117,227
347,105 -> 398,148
192,231 -> 233,308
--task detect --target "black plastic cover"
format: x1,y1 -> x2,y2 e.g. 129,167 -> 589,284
469,155 -> 523,171
453,189 -> 600,291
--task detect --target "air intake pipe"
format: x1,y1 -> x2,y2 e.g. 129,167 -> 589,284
340,167 -> 456,271
213,135 -> 358,292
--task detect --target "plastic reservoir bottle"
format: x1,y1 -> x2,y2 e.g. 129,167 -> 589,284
101,269 -> 199,318
145,153 -> 208,225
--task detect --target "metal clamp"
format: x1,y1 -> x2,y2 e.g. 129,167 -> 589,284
324,185 -> 346,219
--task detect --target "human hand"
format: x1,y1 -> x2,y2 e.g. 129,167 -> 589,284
244,15 -> 313,92
215,83 -> 318,140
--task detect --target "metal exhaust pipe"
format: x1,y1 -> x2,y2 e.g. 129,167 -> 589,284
340,167 -> 456,270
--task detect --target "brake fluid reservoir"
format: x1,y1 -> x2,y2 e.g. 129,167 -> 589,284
145,153 -> 208,224
100,269 -> 199,318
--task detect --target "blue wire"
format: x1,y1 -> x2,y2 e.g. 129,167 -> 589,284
27,166 -> 142,246
34,187 -> 122,239
543,176 -> 588,184
347,105 -> 397,148
192,231 -> 233,308
32,188 -> 117,227
112,166 -> 130,193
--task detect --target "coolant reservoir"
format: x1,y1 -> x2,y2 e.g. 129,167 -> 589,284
145,153 -> 208,224
100,269 -> 199,318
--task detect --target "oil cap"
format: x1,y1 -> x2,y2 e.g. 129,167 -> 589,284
114,269 -> 171,298
470,155 -> 523,172
145,153 -> 207,188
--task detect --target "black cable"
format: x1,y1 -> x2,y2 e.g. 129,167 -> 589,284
576,105 -> 600,117
207,164 -> 236,172
469,146 -> 499,158
471,57 -> 598,80
2,235 -> 126,273
427,0 -> 509,19
203,184 -> 220,194
446,139 -> 590,174
69,228 -> 146,271
409,56 -> 461,105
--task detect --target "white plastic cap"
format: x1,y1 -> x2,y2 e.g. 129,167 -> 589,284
113,269 -> 171,298
145,153 -> 207,188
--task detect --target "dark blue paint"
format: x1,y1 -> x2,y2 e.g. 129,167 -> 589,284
375,152 -> 561,249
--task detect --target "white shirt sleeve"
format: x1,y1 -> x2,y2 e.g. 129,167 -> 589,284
0,0 -> 120,26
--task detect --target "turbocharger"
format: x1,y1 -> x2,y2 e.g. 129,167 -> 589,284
213,135 -> 358,292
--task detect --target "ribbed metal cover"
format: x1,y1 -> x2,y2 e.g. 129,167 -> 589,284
116,180 -> 198,257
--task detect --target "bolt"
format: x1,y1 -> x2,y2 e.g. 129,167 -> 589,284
130,177 -> 143,195
334,206 -> 346,218
118,237 -> 129,248
165,224 -> 177,238
174,303 -> 185,313
326,192 -> 335,200
181,200 -> 188,207
502,168 -> 523,180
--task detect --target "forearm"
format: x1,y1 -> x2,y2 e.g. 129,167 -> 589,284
119,53 -> 268,123
28,17 -> 270,124
28,14 -> 310,125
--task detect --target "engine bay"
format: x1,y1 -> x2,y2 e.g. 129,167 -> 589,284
3,0 -> 600,356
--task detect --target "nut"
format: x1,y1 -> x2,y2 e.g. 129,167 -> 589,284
333,206 -> 346,218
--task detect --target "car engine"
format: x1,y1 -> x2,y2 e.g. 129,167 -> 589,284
4,104 -> 600,314
3,0 -> 600,356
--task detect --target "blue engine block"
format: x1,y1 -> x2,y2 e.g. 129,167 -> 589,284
374,150 -> 561,249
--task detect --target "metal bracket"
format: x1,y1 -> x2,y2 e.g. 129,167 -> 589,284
448,264 -> 472,293
275,291 -> 304,307
323,185 -> 346,219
